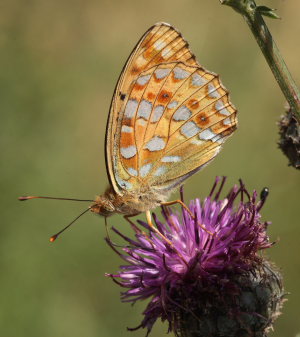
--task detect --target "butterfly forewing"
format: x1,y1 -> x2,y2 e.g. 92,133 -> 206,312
106,22 -> 237,195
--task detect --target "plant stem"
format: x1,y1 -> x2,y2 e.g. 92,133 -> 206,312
220,0 -> 300,121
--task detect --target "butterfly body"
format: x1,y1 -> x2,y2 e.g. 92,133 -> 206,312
90,185 -> 170,217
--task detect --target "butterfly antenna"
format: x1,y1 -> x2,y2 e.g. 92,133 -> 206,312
18,196 -> 95,202
50,207 -> 91,242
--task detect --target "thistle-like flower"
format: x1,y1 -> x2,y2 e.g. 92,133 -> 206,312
106,177 -> 284,336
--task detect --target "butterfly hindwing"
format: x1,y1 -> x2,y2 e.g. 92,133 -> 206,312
135,62 -> 237,189
105,23 -> 237,194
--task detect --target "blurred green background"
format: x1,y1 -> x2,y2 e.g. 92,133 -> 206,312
1,0 -> 299,336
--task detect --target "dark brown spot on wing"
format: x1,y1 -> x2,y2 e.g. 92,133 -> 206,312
150,54 -> 164,64
141,33 -> 154,49
220,124 -> 237,136
119,92 -> 126,101
133,83 -> 146,91
158,90 -> 172,104
122,118 -> 134,127
195,113 -> 210,127
147,92 -> 156,100
143,47 -> 158,60
188,98 -> 200,110
131,65 -> 141,75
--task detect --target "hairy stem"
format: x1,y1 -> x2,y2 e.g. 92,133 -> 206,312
220,0 -> 300,121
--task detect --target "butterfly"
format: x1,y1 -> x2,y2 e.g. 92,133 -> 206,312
19,22 -> 237,241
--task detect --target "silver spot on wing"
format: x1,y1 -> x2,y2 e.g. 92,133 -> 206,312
173,105 -> 192,121
115,175 -> 132,189
121,125 -> 133,133
153,40 -> 167,51
136,74 -> 151,85
180,121 -> 201,138
137,100 -> 152,120
154,166 -> 167,176
191,73 -> 207,87
155,68 -> 171,79
124,99 -> 138,119
127,167 -> 138,176
151,105 -> 164,122
120,145 -> 137,159
199,128 -> 216,141
145,136 -> 166,151
173,67 -> 190,79
167,101 -> 178,109
161,156 -> 181,163
207,83 -> 220,99
140,163 -> 152,177
215,101 -> 230,116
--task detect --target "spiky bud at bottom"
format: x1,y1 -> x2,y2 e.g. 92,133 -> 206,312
176,260 -> 284,337
278,106 -> 300,169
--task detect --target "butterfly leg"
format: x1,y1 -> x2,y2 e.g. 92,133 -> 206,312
161,200 -> 214,236
161,200 -> 194,218
124,212 -> 172,246
104,216 -> 125,248
145,210 -> 173,246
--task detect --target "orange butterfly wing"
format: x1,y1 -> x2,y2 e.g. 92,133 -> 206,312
105,23 -> 237,195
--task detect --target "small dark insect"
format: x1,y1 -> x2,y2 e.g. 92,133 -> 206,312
260,187 -> 269,201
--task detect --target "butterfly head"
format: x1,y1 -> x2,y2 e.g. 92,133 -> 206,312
90,195 -> 115,217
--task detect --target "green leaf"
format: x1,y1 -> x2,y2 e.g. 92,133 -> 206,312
256,5 -> 280,19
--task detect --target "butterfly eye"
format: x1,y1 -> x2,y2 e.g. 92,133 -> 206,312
91,201 -> 115,215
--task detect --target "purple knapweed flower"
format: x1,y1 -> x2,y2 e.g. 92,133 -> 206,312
106,177 -> 284,336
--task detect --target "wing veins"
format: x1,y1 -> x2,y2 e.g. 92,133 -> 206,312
140,62 -> 198,149
168,87 -> 227,139
146,114 -> 235,176
152,141 -> 223,188
140,30 -> 181,72
167,74 -> 220,132
154,36 -> 187,62
136,25 -> 173,58
118,68 -> 160,177
151,67 -> 200,138
166,69 -> 213,139
140,63 -> 179,145
138,33 -> 196,148
133,66 -> 159,157
166,114 -> 234,155
170,48 -> 193,62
